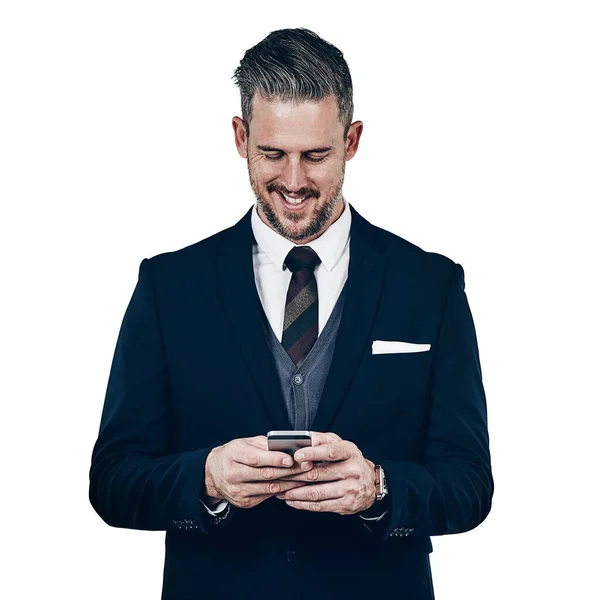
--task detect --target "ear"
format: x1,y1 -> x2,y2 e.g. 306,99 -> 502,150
344,120 -> 363,161
232,116 -> 248,159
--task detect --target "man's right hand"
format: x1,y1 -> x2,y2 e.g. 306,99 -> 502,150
203,435 -> 311,509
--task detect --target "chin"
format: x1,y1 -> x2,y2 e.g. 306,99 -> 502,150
256,187 -> 341,242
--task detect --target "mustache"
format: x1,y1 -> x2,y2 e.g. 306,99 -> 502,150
268,185 -> 318,198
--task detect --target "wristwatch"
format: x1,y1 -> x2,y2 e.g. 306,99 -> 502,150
375,464 -> 388,501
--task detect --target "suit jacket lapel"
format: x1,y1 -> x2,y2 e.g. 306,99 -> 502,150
217,206 -> 292,431
311,204 -> 388,432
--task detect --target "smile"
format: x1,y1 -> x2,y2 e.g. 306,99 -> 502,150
276,191 -> 312,211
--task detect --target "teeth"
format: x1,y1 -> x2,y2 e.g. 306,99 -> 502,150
282,193 -> 309,205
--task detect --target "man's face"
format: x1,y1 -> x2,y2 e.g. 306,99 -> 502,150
233,94 -> 362,243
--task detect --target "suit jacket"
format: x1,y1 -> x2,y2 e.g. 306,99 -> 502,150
89,203 -> 493,599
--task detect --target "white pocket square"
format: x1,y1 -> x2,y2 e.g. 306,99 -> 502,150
372,340 -> 431,354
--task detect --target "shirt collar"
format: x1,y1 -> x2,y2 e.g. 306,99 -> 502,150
250,196 -> 351,272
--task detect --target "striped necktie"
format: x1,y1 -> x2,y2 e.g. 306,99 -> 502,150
282,246 -> 321,367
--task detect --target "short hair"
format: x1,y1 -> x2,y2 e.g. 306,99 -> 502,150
232,28 -> 354,140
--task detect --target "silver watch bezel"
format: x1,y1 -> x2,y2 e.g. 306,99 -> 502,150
375,464 -> 388,501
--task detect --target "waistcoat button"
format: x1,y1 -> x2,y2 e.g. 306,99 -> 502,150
285,549 -> 298,563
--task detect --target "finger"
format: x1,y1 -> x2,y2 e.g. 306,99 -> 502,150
294,440 -> 355,464
233,441 -> 297,468
245,480 -> 306,497
308,432 -> 343,465
275,481 -> 345,503
276,461 -> 345,483
284,498 -> 349,514
310,431 -> 342,446
242,436 -> 268,450
237,461 -> 313,482
275,464 -> 320,481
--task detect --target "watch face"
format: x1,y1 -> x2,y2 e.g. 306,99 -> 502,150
379,467 -> 387,495
375,465 -> 387,498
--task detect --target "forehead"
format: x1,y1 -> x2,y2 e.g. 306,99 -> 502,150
250,93 -> 342,150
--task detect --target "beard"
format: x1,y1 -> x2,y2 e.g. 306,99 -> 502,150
248,159 -> 345,243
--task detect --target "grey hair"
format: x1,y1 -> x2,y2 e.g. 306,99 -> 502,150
232,28 -> 354,140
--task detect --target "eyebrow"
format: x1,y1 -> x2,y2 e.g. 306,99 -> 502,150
256,145 -> 333,153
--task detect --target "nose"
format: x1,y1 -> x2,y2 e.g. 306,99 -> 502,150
280,157 -> 308,194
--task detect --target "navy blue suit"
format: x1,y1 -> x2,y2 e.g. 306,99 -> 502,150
89,204 -> 493,599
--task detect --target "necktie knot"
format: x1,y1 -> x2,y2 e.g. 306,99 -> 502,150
284,246 -> 321,273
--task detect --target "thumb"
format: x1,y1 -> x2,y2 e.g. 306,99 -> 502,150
310,431 -> 342,446
244,435 -> 268,450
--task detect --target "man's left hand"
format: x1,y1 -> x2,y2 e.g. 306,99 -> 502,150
274,432 -> 378,515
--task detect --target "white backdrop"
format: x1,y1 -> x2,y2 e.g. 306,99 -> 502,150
1,1 -> 598,598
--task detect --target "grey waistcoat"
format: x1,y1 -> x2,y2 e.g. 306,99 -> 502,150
260,283 -> 347,431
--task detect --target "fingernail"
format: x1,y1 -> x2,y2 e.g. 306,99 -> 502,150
275,494 -> 284,499
296,452 -> 305,461
283,457 -> 293,466
301,461 -> 311,470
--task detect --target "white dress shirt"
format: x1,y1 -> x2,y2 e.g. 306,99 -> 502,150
201,197 -> 388,522
251,195 -> 351,341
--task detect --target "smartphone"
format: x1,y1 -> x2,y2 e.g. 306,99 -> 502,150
267,430 -> 312,458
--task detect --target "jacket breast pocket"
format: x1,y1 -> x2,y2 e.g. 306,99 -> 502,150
369,347 -> 432,372
366,348 -> 433,405
337,349 -> 434,441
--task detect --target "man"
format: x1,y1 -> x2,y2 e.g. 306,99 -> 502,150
89,28 -> 493,599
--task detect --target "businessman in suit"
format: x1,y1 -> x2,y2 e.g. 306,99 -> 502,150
89,28 -> 493,599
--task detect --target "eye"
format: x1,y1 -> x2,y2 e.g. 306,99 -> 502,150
263,153 -> 327,163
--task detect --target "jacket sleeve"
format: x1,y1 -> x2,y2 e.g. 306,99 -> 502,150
377,262 -> 494,541
89,258 -> 236,534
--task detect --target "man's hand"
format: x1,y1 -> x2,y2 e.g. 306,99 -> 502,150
274,432 -> 378,515
204,436 -> 308,509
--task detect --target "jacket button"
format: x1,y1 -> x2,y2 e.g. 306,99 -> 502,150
285,549 -> 297,563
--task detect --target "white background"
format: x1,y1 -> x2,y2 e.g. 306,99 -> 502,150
2,1 -> 598,598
